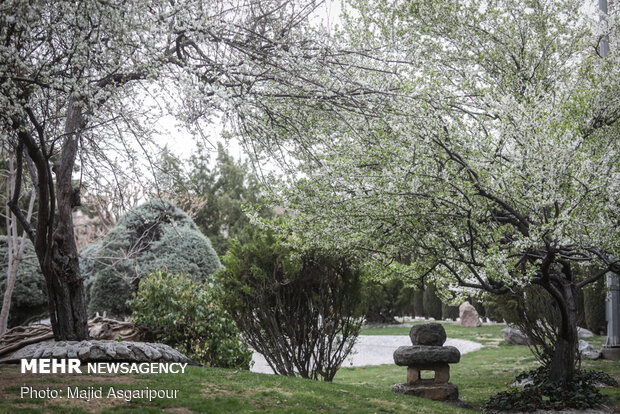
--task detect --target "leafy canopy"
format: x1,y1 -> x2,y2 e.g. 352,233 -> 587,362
244,0 -> 620,298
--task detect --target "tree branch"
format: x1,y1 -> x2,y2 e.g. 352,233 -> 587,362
577,266 -> 613,289
6,142 -> 36,244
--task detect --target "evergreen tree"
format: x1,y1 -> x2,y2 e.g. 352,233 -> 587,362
423,282 -> 443,320
85,200 -> 221,318
156,143 -> 271,256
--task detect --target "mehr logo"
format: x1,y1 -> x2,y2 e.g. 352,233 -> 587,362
20,359 -> 188,374
21,359 -> 81,374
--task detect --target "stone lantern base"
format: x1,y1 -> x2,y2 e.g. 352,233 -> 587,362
392,382 -> 459,401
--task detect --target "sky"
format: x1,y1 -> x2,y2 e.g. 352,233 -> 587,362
153,0 -> 344,165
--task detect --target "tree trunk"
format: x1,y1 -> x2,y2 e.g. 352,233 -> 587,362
44,263 -> 89,340
10,98 -> 89,341
546,279 -> 578,384
45,99 -> 89,341
0,260 -> 18,335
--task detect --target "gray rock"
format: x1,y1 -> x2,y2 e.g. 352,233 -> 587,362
511,377 -> 535,387
501,326 -> 531,345
114,344 -> 131,359
103,343 -> 117,358
149,347 -> 162,360
66,345 -> 78,359
32,344 -> 46,359
88,345 -> 108,360
409,323 -> 447,346
393,345 -> 461,366
155,347 -> 171,361
577,327 -> 594,338
140,343 -> 154,359
578,340 -> 601,360
78,346 -> 91,360
128,344 -> 148,362
51,346 -> 66,359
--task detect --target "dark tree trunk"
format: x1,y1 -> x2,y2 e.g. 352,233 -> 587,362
44,261 -> 89,340
545,275 -> 578,384
11,99 -> 89,341
45,203 -> 89,340
47,100 -> 89,340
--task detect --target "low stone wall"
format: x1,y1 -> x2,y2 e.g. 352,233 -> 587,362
0,340 -> 194,364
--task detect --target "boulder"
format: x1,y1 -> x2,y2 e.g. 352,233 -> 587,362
409,323 -> 447,346
577,327 -> 595,338
393,345 -> 460,366
458,302 -> 482,327
578,340 -> 601,360
501,326 -> 531,345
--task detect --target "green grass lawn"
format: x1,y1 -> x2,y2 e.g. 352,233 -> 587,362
0,322 -> 618,413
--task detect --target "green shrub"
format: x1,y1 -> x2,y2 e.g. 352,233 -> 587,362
423,282 -> 442,320
583,278 -> 606,335
86,200 -> 221,317
486,286 -> 562,367
129,271 -> 251,369
217,230 -> 363,381
362,280 -> 393,323
483,303 -> 501,322
0,236 -> 47,327
484,367 -> 617,412
362,279 -> 415,323
395,285 -> 416,317
471,299 -> 487,318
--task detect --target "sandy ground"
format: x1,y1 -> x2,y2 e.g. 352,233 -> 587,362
250,336 -> 483,374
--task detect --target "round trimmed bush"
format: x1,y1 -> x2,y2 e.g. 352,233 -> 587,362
85,200 -> 221,318
0,236 -> 47,327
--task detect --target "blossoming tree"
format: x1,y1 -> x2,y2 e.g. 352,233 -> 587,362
0,0 -> 323,340
240,0 -> 620,384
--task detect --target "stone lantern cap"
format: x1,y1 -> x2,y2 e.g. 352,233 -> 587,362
409,322 -> 447,346
393,345 -> 461,366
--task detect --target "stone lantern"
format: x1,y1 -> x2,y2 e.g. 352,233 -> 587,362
392,323 -> 460,401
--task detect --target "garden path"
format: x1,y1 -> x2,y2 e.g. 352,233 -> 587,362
250,336 -> 483,374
